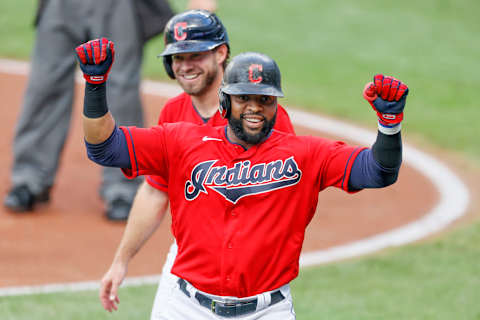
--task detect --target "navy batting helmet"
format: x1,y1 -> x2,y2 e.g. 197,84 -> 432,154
219,52 -> 284,118
159,10 -> 229,79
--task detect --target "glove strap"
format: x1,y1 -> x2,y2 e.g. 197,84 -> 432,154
83,74 -> 107,85
376,110 -> 403,125
375,109 -> 403,135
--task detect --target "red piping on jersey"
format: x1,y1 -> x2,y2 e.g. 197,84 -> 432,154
146,176 -> 168,191
125,127 -> 140,177
341,147 -> 361,191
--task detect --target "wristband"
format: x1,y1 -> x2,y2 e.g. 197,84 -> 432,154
378,122 -> 401,135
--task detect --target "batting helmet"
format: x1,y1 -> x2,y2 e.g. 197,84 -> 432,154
159,10 -> 229,79
219,52 -> 284,118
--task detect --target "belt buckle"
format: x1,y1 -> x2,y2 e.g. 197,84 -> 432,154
211,299 -> 238,314
211,300 -> 234,311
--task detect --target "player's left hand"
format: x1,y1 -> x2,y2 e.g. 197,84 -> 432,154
99,262 -> 127,312
75,37 -> 115,84
363,74 -> 409,127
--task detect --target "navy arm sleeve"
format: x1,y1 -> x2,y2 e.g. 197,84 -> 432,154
348,131 -> 402,190
85,126 -> 131,168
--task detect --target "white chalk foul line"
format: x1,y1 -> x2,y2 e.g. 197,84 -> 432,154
0,59 -> 470,296
0,275 -> 163,297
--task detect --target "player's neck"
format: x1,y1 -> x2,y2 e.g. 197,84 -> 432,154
190,77 -> 223,119
190,94 -> 219,119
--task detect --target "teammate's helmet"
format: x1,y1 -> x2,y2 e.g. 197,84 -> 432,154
219,52 -> 284,118
159,10 -> 229,79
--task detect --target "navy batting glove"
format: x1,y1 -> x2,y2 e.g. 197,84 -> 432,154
75,38 -> 115,84
363,74 -> 409,134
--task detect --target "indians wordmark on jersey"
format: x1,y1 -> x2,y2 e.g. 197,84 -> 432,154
185,157 -> 302,203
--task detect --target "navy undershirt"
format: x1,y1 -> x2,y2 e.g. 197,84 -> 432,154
85,127 -> 131,168
348,131 -> 402,190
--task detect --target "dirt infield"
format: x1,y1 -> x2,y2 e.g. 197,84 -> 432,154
0,71 -> 453,288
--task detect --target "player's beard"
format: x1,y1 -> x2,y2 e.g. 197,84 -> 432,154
178,64 -> 219,97
228,112 -> 277,145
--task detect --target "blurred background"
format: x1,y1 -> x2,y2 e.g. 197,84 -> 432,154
0,0 -> 479,319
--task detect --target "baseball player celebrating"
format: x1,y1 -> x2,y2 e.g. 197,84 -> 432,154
76,38 -> 408,318
94,10 -> 295,319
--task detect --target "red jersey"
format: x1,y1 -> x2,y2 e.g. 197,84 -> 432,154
120,123 -> 364,297
145,92 -> 295,191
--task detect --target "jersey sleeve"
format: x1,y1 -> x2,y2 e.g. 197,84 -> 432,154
142,102 -> 172,191
119,126 -> 170,180
309,137 -> 366,192
146,175 -> 168,192
274,105 -> 295,134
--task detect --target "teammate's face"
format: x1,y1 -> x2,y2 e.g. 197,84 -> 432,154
172,46 -> 226,96
227,94 -> 277,148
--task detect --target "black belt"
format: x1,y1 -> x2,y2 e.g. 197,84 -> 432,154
177,278 -> 285,318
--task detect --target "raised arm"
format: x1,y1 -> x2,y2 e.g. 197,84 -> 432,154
349,74 -> 409,190
75,39 -> 172,312
75,38 -> 116,144
75,38 -> 131,168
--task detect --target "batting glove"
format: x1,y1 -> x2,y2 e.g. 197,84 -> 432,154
75,38 -> 115,84
363,74 -> 409,135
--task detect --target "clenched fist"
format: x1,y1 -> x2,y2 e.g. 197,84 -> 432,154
75,38 -> 115,84
363,74 -> 409,129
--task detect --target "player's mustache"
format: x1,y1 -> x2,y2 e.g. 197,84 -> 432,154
241,113 -> 265,120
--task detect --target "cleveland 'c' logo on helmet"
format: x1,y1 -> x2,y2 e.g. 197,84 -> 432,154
174,22 -> 188,41
248,64 -> 263,84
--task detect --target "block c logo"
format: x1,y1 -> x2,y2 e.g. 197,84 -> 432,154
248,64 -> 263,83
174,22 -> 188,41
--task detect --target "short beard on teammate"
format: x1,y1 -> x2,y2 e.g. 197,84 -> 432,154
228,94 -> 278,145
172,48 -> 225,97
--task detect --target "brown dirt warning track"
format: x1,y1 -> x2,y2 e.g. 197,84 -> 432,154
0,70 -> 446,288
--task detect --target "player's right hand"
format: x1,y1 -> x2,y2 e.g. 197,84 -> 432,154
363,74 -> 409,127
75,38 -> 115,84
99,262 -> 127,312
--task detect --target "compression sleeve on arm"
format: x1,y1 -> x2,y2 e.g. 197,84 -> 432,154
348,131 -> 402,190
84,82 -> 108,118
85,126 -> 131,168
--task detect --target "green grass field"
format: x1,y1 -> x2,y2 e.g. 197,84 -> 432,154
0,0 -> 479,319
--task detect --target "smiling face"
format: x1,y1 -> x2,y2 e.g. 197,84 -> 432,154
171,45 -> 227,97
227,94 -> 277,148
